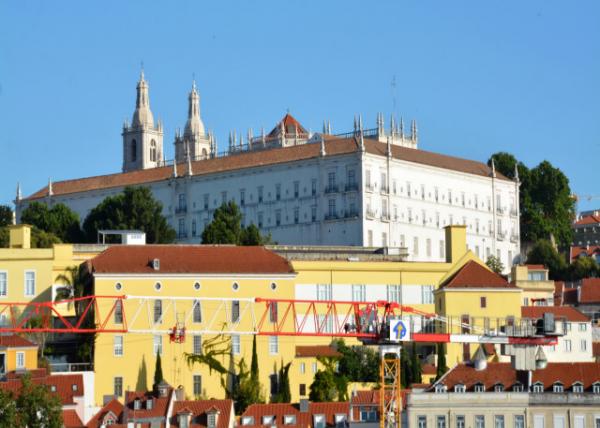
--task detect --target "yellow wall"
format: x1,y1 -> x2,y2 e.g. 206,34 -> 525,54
0,346 -> 38,373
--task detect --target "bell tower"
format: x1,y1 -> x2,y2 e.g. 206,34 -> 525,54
174,80 -> 212,163
122,70 -> 164,172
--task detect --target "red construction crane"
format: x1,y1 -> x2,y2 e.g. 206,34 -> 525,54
0,295 -> 561,428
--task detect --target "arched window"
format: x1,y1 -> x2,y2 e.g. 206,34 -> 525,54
131,139 -> 137,162
150,139 -> 157,162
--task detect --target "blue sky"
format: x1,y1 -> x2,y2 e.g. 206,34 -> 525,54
1,1 -> 598,212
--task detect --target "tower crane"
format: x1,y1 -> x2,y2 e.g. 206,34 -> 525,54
0,295 -> 562,428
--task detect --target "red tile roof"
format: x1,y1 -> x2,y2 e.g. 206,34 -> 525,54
521,306 -> 589,322
434,362 -> 600,392
25,136 -> 508,201
422,364 -> 437,375
295,346 -> 341,358
0,373 -> 84,405
86,398 -> 124,427
571,245 -> 600,262
554,281 -> 564,305
63,409 -> 85,428
170,399 -> 233,428
593,342 -> 600,358
350,389 -> 380,405
124,389 -> 173,420
267,113 -> 309,138
240,402 -> 349,428
579,278 -> 600,304
0,335 -> 38,348
441,260 -> 516,289
90,245 -> 295,275
526,264 -> 546,270
575,215 -> 600,226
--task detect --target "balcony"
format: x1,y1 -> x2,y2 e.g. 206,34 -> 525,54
366,208 -> 377,219
345,183 -> 359,192
324,185 -> 339,194
497,231 -> 506,241
345,210 -> 359,219
510,234 -> 519,243
497,206 -> 506,215
175,205 -> 187,215
177,231 -> 188,239
381,213 -> 390,222
324,213 -> 339,221
365,183 -> 375,192
380,186 -> 389,195
510,208 -> 518,218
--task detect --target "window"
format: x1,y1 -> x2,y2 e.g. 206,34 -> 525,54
0,272 -> 6,296
439,240 -> 445,258
456,416 -> 465,428
514,416 -> 524,428
232,335 -> 241,355
480,297 -> 487,308
153,335 -> 162,355
317,284 -> 332,301
130,139 -> 137,162
594,383 -> 600,394
414,237 -> 419,255
553,416 -> 565,428
513,383 -> 524,392
24,271 -> 35,296
300,362 -> 305,374
572,382 -> 584,393
533,415 -> 544,428
494,383 -> 504,392
475,416 -> 485,428
418,416 -> 427,428
193,335 -> 202,355
114,336 -> 123,357
311,206 -> 317,222
352,284 -> 366,302
114,300 -> 123,324
114,377 -> 123,396
387,285 -> 401,304
494,416 -> 504,428
454,384 -> 465,393
240,189 -> 245,206
421,184 -> 426,199
579,323 -> 588,332
448,189 -> 452,204
565,339 -> 572,352
426,238 -> 432,257
178,218 -> 186,238
299,384 -> 306,396
574,416 -> 585,428
435,384 -> 446,393
312,179 -> 317,196
294,207 -> 299,224
193,300 -> 202,323
193,374 -> 202,396
16,351 -> 24,369
422,285 -> 434,304
532,382 -> 544,393
474,383 -> 485,392
285,415 -> 297,425
153,300 -> 162,323
553,382 -> 564,393
581,339 -> 588,352
328,199 -> 336,218
312,362 -> 318,373
276,210 -> 281,226
203,194 -> 209,210
269,336 -> 278,354
269,302 -> 278,323
328,172 -> 337,191
294,181 -> 300,198
381,173 -> 387,192
258,212 -> 264,228
232,300 -> 240,322
361,410 -> 377,422
437,415 -> 446,428
191,220 -> 197,237
315,415 -> 326,428
258,186 -> 264,203
276,184 -> 281,201
407,182 -> 412,196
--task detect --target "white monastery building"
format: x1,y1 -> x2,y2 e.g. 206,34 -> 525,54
16,73 -> 521,268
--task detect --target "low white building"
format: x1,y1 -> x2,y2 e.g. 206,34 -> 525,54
16,73 -> 521,269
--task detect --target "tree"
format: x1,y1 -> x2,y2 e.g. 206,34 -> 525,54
83,186 -> 176,243
400,347 -> 412,388
222,357 -> 264,413
0,388 -> 17,425
569,256 -> 598,280
272,360 -> 292,403
16,374 -> 63,428
435,343 -> 447,381
410,343 -> 422,385
20,201 -> 82,243
250,335 -> 259,384
185,334 -> 231,376
334,339 -> 379,382
526,239 -> 567,280
153,351 -> 163,392
55,265 -> 92,311
485,255 -> 504,274
309,370 -> 339,402
202,201 -> 271,245
0,205 -> 12,227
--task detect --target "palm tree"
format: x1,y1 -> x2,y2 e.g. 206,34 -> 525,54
54,265 -> 88,314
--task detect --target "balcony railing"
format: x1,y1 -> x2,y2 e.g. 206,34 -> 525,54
365,183 -> 375,192
366,208 -> 377,219
380,186 -> 389,195
324,185 -> 339,194
510,234 -> 519,243
345,183 -> 359,192
175,205 -> 187,214
497,231 -> 506,241
345,210 -> 359,219
497,206 -> 506,215
50,362 -> 94,373
381,213 -> 390,221
510,208 -> 518,217
324,213 -> 339,221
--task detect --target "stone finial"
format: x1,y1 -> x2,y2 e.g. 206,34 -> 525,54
399,117 -> 405,139
327,120 -> 332,135
359,114 -> 363,132
353,116 -> 358,133
173,159 -> 178,177
48,178 -> 53,197
323,120 -> 328,134
359,129 -> 365,152
16,182 -> 21,202
320,134 -> 326,157
261,127 -> 266,145
491,159 -> 496,178
411,119 -> 418,141
186,141 -> 193,176
390,115 -> 396,137
514,163 -> 520,182
387,136 -> 392,158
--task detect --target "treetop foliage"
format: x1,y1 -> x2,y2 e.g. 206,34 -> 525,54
202,201 -> 272,245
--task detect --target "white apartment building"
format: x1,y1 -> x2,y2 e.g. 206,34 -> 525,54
16,74 -> 521,268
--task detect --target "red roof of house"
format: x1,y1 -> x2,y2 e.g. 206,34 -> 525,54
86,398 -> 124,427
434,362 -> 600,392
575,215 -> 600,226
521,306 -> 589,322
170,399 -> 233,428
579,278 -> 600,303
124,389 -> 173,420
24,136 -> 509,201
295,346 -> 341,358
526,264 -> 546,270
240,402 -> 349,428
422,364 -> 437,375
90,245 -> 294,275
63,409 -> 85,428
350,389 -> 380,405
0,335 -> 38,348
267,114 -> 309,138
0,373 -> 84,405
441,260 -> 516,289
570,245 -> 600,262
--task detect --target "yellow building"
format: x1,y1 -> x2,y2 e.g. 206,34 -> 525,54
0,335 -> 39,374
511,264 -> 555,306
434,259 -> 522,366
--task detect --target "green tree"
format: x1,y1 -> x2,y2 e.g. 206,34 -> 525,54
311,356 -> 348,402
222,357 -> 264,413
250,335 -> 259,384
0,205 -> 12,227
410,343 -> 422,384
526,239 -> 568,280
21,201 -> 82,243
334,339 -> 379,382
569,256 -> 598,280
272,360 -> 292,403
16,374 -> 63,428
83,186 -> 176,243
485,255 -> 504,274
400,346 -> 413,388
309,370 -> 339,402
435,343 -> 447,381
202,201 -> 271,245
153,351 -> 163,392
0,387 -> 17,425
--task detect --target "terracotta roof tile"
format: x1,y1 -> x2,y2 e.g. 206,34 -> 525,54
267,113 -> 309,138
170,399 -> 233,428
521,306 -> 589,322
421,364 -> 437,375
580,278 -> 600,304
86,398 -> 124,427
0,335 -> 38,348
433,362 -> 600,392
125,389 -> 172,419
575,215 -> 600,226
90,245 -> 295,275
0,373 -> 83,405
240,402 -> 349,428
63,409 -> 85,428
25,137 -> 508,201
571,245 -> 600,262
440,260 -> 516,289
295,345 -> 341,358
593,342 -> 600,358
526,264 -> 546,270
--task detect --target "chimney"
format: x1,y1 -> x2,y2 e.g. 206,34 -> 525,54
175,385 -> 185,401
8,224 -> 31,249
444,225 -> 467,263
299,399 -> 309,413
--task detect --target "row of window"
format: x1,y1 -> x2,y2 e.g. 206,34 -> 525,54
315,284 -> 435,305
115,373 -> 204,399
418,414 -> 524,428
0,351 -> 26,372
241,413 -> 346,428
436,381 -> 600,394
0,271 -> 36,297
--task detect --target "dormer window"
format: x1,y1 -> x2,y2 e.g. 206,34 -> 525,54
50,385 -> 56,392
435,384 -> 447,393
242,417 -> 255,426
72,384 -> 78,391
593,382 -> 600,394
314,414 -> 326,428
335,414 -> 347,428
474,383 -> 485,393
262,416 -> 275,425
553,382 -> 564,393
532,382 -> 544,393
572,382 -> 584,393
454,384 -> 466,393
513,383 -> 524,392
146,398 -> 153,410
494,383 -> 504,392
134,399 -> 141,410
284,415 -> 297,425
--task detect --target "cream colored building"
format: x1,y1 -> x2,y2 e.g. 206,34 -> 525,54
512,265 -> 555,306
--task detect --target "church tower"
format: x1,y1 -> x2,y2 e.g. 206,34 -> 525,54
122,71 -> 164,172
174,81 -> 212,163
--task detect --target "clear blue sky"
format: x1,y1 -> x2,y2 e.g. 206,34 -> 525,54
1,1 -> 599,212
